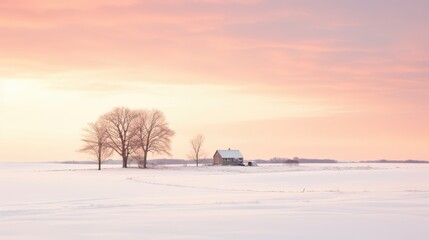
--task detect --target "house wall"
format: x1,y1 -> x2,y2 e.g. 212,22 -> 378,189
223,158 -> 244,165
213,152 -> 223,165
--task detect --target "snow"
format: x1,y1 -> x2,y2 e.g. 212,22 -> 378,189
1,163 -> 428,239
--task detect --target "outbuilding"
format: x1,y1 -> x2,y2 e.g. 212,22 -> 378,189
213,149 -> 244,166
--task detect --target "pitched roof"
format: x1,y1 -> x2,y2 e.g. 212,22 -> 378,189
215,150 -> 243,159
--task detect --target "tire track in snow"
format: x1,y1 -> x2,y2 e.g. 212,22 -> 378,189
127,177 -> 429,195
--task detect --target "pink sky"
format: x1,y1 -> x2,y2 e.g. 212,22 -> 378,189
0,0 -> 428,162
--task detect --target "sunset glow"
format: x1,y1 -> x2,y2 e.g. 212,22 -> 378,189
0,0 -> 428,161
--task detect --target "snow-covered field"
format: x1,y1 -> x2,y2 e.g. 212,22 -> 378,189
1,162 -> 428,239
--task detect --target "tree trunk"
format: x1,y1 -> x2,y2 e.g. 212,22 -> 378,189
98,150 -> 102,170
122,155 -> 128,168
143,151 -> 148,169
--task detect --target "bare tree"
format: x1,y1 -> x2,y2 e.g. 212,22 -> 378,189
101,107 -> 138,168
79,120 -> 113,170
133,109 -> 175,168
189,134 -> 205,167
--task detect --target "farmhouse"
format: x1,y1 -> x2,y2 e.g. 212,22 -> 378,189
213,149 -> 244,166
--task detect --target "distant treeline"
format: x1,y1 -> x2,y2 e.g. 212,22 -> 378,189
61,158 -> 428,165
265,157 -> 338,164
60,159 -> 213,165
360,160 -> 429,164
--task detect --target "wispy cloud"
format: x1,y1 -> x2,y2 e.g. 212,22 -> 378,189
1,1 -> 428,108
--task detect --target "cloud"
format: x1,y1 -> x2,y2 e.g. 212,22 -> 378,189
0,0 -> 428,109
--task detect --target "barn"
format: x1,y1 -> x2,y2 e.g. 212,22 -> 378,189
213,149 -> 244,166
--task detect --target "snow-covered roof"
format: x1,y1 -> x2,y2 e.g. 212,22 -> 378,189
215,150 -> 243,159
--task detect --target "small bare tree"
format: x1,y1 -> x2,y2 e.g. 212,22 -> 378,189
79,121 -> 113,170
133,109 -> 175,168
101,107 -> 138,168
189,134 -> 205,167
